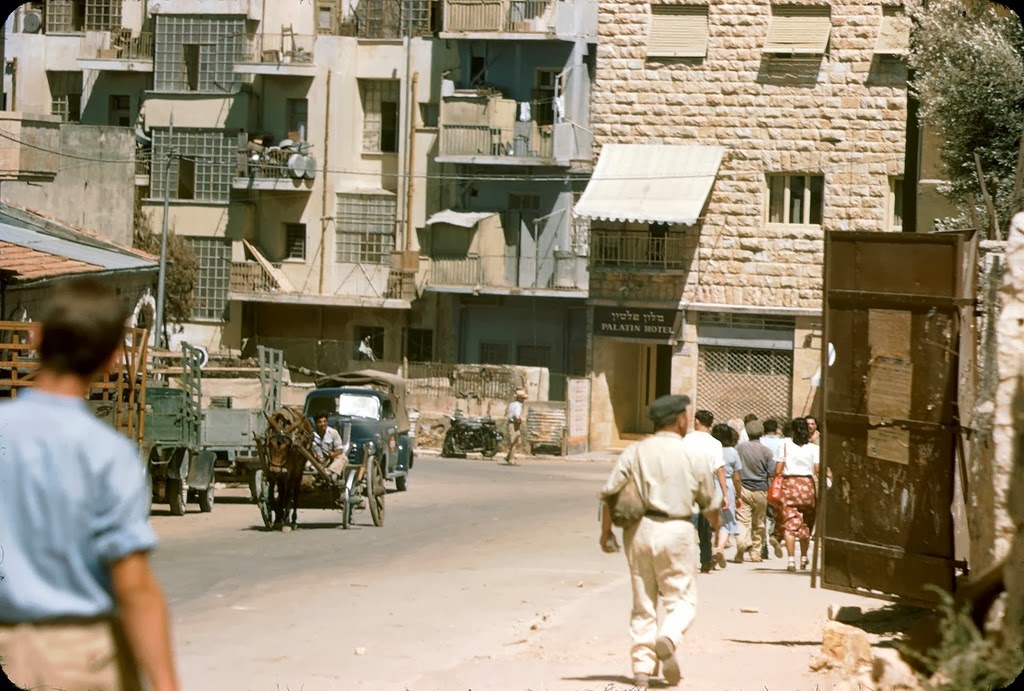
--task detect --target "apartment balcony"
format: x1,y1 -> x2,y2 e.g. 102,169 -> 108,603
589,230 -> 696,272
230,253 -> 418,309
0,112 -> 62,182
234,33 -> 316,77
427,252 -> 586,295
437,91 -> 589,166
78,31 -> 154,72
441,0 -> 597,40
233,134 -> 316,191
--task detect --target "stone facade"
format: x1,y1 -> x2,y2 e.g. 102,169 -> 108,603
585,0 -> 910,448
589,0 -> 909,309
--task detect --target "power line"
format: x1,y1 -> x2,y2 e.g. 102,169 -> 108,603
0,126 -> 901,184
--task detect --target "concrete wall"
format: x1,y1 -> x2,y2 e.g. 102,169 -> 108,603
3,124 -> 136,246
996,215 -> 1024,635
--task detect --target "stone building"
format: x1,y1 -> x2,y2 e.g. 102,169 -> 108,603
577,0 -> 911,448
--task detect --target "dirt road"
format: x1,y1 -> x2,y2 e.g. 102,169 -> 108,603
152,455 -> 881,690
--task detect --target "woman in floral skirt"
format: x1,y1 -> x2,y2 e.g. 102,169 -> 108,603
773,417 -> 819,572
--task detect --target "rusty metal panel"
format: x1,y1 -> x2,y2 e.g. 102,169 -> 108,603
821,231 -> 972,604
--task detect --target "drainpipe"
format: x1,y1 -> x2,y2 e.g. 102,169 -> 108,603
405,71 -> 419,252
319,69 -> 332,294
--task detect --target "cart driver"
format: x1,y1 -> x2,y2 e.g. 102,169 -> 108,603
313,414 -> 346,475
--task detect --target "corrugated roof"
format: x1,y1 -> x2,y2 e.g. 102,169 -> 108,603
425,210 -> 498,228
573,144 -> 726,225
0,219 -> 157,284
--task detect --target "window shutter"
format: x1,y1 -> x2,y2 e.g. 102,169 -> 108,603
875,6 -> 910,55
649,5 -> 709,59
764,5 -> 831,55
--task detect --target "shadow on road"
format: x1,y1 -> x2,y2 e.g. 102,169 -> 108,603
563,673 -> 670,689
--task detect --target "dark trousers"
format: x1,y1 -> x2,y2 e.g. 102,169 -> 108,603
692,513 -> 713,569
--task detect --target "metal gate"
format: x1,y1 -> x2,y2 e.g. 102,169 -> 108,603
696,346 -> 793,421
819,230 -> 974,604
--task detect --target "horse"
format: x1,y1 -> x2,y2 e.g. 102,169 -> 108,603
259,406 -> 313,531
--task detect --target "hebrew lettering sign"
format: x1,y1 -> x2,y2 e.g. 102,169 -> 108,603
592,307 -> 679,341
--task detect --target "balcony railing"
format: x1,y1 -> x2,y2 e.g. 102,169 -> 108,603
135,154 -> 150,178
431,256 -> 482,285
440,123 -> 554,160
445,0 -> 555,33
237,33 -> 315,66
590,231 -> 695,271
93,31 -> 153,61
231,262 -> 278,294
427,252 -> 586,291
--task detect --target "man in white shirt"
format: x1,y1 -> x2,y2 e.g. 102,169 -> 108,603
504,388 -> 527,465
313,414 -> 346,475
682,409 -> 728,572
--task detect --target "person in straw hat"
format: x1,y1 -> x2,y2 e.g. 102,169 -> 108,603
504,388 -> 528,465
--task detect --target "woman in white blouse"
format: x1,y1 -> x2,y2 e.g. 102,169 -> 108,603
772,418 -> 819,572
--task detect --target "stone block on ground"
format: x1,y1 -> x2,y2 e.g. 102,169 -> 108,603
871,648 -> 924,691
822,621 -> 873,670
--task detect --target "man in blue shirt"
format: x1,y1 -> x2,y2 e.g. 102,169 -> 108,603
0,277 -> 179,691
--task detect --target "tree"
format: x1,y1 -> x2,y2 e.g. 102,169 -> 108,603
132,191 -> 199,326
907,0 -> 1024,236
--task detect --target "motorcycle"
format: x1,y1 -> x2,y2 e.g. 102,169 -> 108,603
442,411 -> 503,458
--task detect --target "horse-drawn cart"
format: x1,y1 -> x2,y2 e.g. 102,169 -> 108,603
253,369 -> 413,531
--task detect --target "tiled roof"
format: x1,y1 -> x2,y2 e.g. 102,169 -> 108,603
0,240 -> 103,281
0,217 -> 157,285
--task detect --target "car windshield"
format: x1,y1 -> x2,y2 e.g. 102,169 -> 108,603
305,393 -> 382,420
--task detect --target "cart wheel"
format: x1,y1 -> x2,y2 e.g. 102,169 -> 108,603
168,479 -> 187,516
199,485 -> 215,513
341,484 -> 352,530
254,469 -> 273,529
395,472 -> 408,492
368,459 -> 385,527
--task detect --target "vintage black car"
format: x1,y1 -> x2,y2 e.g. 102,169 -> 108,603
304,369 -> 413,492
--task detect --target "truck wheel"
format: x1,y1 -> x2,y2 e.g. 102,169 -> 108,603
199,485 -> 215,513
168,479 -> 187,516
368,459 -> 385,527
395,472 -> 408,492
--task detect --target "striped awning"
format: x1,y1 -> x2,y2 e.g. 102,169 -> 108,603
573,144 -> 725,225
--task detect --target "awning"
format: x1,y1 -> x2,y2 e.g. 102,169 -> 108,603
875,7 -> 911,55
573,144 -> 725,225
425,209 -> 497,228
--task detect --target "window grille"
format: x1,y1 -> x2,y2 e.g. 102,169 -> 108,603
359,80 -> 400,153
48,71 -> 82,122
697,346 -> 793,422
84,0 -> 121,31
354,0 -> 432,39
480,342 -> 510,365
698,313 -> 796,331
188,237 -> 231,321
590,227 -> 696,270
509,193 -> 541,211
45,0 -> 78,32
407,328 -> 434,362
151,129 -> 236,203
154,15 -> 245,93
517,344 -> 551,368
766,174 -> 824,225
285,223 -> 306,260
335,193 -> 396,265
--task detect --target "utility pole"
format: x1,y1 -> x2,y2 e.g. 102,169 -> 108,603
154,115 -> 174,350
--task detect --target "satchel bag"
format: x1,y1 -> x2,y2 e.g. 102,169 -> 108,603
608,476 -> 645,528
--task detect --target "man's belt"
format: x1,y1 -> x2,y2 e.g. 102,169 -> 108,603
645,510 -> 686,520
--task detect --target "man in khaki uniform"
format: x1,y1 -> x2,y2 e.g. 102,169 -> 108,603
599,395 -> 718,689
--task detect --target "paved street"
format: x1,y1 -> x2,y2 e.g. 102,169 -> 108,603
153,454 -> 880,691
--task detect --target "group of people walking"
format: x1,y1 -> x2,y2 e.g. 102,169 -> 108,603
599,395 -> 821,689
